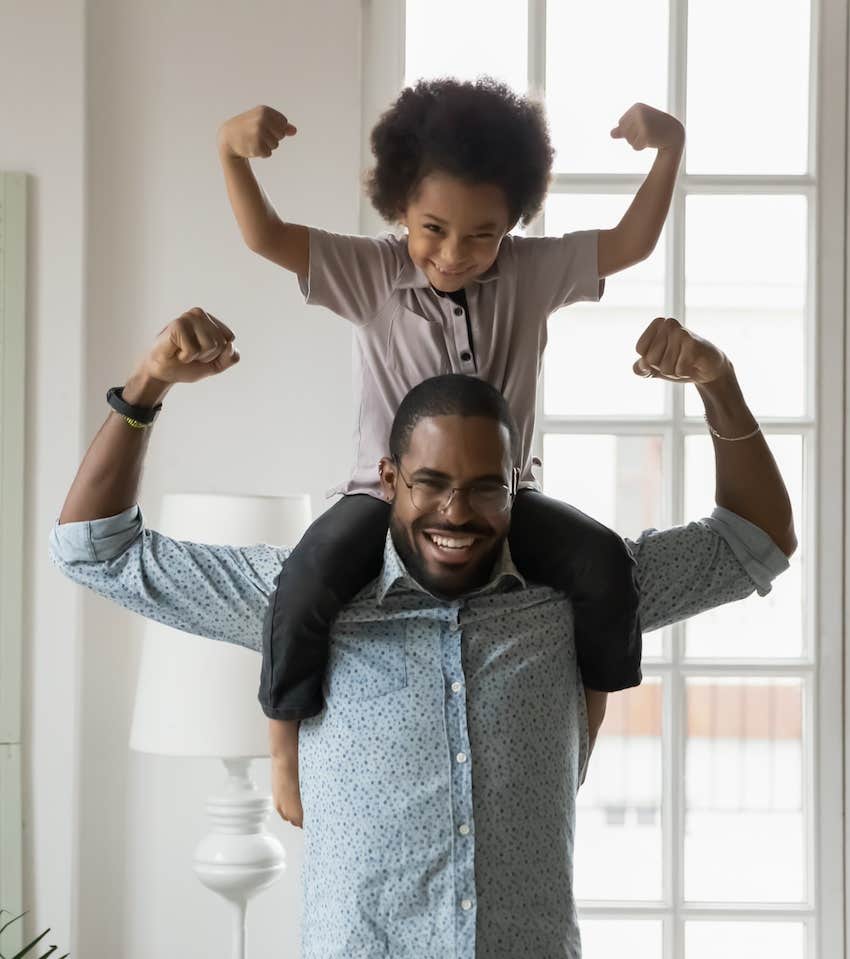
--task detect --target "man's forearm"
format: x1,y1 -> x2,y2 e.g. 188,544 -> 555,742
58,372 -> 171,524
698,366 -> 797,556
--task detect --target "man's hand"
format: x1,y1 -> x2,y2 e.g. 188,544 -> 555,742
217,105 -> 297,160
135,307 -> 240,387
633,316 -> 728,384
611,103 -> 685,153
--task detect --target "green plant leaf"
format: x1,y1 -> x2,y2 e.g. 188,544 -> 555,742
9,926 -> 51,959
0,910 -> 27,937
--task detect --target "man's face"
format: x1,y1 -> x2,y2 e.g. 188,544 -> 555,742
400,172 -> 513,294
379,415 -> 516,598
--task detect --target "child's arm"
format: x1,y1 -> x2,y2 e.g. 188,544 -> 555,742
217,104 -> 309,278
597,103 -> 685,279
582,688 -> 608,784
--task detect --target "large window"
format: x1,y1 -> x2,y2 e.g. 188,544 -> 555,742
362,1 -> 847,955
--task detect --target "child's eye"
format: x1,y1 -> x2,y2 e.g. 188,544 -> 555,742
424,224 -> 443,234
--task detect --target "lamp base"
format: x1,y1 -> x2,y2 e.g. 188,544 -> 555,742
193,758 -> 286,959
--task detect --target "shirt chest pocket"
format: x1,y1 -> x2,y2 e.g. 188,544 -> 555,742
387,307 -> 452,381
326,630 -> 408,703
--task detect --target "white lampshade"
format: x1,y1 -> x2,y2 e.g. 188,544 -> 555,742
129,492 -> 312,758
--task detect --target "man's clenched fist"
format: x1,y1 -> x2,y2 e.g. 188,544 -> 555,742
140,307 -> 240,385
633,317 -> 728,384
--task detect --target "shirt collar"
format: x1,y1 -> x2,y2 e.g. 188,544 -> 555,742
376,531 -> 526,606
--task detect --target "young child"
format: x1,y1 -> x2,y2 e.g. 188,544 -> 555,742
217,78 -> 685,827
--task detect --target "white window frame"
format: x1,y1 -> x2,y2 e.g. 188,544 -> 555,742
360,1 -> 847,954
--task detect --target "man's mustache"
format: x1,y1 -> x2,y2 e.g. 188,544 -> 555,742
413,519 -> 493,537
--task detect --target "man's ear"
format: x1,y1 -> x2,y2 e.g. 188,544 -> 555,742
378,457 -> 397,502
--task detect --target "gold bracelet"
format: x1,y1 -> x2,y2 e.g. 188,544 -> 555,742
704,413 -> 761,442
122,416 -> 151,430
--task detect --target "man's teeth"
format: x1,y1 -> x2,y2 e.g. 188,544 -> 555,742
429,533 -> 475,549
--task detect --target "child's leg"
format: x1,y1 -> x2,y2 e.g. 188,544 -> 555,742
259,494 -> 391,720
269,718 -> 303,827
508,490 -> 642,692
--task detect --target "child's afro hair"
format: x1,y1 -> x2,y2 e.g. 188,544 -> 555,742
366,77 -> 554,227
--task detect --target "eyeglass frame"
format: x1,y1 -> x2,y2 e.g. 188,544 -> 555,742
390,457 -> 519,515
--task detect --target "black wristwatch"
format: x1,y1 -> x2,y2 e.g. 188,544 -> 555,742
106,386 -> 163,427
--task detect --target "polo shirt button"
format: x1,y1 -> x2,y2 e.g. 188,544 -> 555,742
461,899 -> 473,911
456,752 -> 467,764
453,306 -> 464,316
458,823 -> 470,836
460,351 -> 472,362
451,681 -> 463,693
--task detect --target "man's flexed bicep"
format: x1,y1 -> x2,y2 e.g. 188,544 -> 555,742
49,505 -> 288,651
628,510 -> 790,635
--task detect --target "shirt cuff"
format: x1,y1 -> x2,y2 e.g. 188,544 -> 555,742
705,506 -> 791,596
49,504 -> 144,563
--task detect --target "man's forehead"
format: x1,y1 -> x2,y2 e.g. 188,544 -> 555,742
405,415 -> 512,473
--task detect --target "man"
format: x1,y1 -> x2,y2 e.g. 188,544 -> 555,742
50,309 -> 795,958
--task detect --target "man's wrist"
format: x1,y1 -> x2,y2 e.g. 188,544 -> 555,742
696,363 -> 759,436
123,370 -> 172,408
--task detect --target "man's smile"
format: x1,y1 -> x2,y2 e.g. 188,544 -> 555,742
419,526 -> 489,567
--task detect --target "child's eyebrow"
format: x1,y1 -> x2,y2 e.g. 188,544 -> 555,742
423,213 -> 498,231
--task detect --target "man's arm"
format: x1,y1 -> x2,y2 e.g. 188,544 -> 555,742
634,317 -> 797,557
217,105 -> 309,277
59,308 -> 238,524
597,104 -> 685,278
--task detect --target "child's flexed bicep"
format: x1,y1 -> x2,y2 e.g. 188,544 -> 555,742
217,105 -> 309,279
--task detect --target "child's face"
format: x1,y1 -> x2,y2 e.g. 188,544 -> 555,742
400,173 -> 513,293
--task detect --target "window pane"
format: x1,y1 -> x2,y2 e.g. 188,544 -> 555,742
684,195 -> 807,418
685,678 -> 805,903
686,921 -> 805,959
405,0 -> 528,92
581,919 -> 663,957
542,433 -> 665,657
546,0 -> 668,173
544,194 -> 667,417
575,680 -> 663,901
684,434 -> 804,659
686,0 -> 811,174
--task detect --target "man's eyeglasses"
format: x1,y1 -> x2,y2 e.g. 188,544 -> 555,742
394,461 -> 515,515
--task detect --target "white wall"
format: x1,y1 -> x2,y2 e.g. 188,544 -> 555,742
5,0 -> 364,954
0,1 -> 86,951
79,1 -> 363,956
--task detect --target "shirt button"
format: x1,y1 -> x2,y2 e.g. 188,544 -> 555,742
451,681 -> 463,693
456,752 -> 467,764
460,351 -> 472,362
460,899 -> 473,911
458,823 -> 470,836
453,306 -> 464,316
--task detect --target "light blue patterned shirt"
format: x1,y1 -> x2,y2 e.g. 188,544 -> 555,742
49,505 -> 788,958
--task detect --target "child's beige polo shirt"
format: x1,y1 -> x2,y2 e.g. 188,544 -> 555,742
299,227 -> 604,498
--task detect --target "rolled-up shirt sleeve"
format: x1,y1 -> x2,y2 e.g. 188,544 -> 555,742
48,505 -> 288,652
629,506 -> 791,634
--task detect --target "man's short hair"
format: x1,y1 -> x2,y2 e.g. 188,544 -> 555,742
389,374 -> 520,462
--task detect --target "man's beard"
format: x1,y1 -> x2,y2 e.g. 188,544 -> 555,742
389,508 -> 504,599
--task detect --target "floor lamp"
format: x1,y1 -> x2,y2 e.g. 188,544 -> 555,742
129,492 -> 312,959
